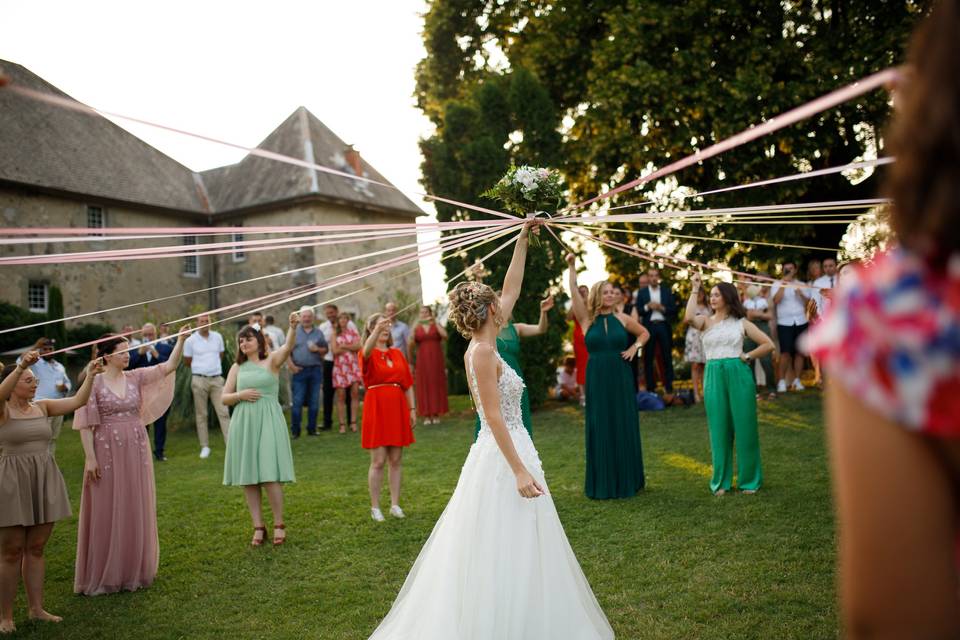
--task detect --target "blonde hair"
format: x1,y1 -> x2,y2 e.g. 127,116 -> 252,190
586,281 -> 613,321
448,281 -> 496,338
364,312 -> 393,347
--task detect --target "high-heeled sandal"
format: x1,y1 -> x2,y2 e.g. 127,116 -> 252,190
339,423 -> 347,434
251,526 -> 267,547
273,523 -> 286,546
349,422 -> 358,433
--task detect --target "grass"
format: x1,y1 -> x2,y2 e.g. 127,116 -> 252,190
12,392 -> 836,639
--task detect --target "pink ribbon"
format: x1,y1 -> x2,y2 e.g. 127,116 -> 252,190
567,67 -> 900,212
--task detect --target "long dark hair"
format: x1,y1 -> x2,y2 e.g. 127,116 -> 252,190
886,0 -> 960,263
235,325 -> 267,364
95,334 -> 128,359
714,283 -> 747,319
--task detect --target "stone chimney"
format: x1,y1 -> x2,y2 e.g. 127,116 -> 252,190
344,145 -> 362,176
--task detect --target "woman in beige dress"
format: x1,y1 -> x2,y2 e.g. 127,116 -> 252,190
0,351 -> 102,634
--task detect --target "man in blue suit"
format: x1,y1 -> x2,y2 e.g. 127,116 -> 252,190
635,266 -> 677,395
129,322 -> 174,461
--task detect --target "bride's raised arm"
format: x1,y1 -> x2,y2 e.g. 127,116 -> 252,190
499,220 -> 539,323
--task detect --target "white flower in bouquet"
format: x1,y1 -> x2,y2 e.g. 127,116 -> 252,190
514,167 -> 538,192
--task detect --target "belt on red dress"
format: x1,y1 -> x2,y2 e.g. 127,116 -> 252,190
366,383 -> 400,390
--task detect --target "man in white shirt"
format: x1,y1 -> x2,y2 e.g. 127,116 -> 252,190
811,257 -> 839,316
24,337 -> 71,454
319,303 -> 358,431
770,260 -> 811,393
183,313 -> 231,458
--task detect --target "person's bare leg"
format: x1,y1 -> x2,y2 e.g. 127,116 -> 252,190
827,382 -> 960,638
263,482 -> 285,543
387,446 -> 403,508
21,523 -> 59,623
793,353 -> 806,386
0,527 -> 25,633
369,448 -> 387,509
779,353 -> 793,385
349,383 -> 360,431
243,485 -> 265,545
692,363 -> 703,403
336,388 -> 346,433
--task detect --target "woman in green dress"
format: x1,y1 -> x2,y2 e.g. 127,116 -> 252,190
567,254 -> 650,499
473,295 -> 555,440
222,312 -> 299,547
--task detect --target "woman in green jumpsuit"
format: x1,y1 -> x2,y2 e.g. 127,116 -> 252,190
684,276 -> 775,495
567,254 -> 650,499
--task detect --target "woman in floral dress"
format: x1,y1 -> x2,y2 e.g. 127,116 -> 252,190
331,312 -> 361,434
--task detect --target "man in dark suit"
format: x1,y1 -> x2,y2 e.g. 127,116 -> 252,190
129,322 -> 174,461
635,266 -> 677,395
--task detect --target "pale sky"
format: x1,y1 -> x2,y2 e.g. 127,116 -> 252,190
2,0 -> 606,303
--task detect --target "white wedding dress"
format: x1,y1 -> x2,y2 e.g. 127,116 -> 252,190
368,344 -> 615,640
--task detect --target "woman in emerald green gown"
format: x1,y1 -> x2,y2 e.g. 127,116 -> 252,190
473,295 -> 555,440
567,254 -> 650,499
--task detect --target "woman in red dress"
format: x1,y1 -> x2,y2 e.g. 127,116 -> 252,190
409,306 -> 448,425
570,284 -> 590,405
360,313 -> 415,522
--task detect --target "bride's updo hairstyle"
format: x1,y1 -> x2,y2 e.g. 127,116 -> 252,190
448,282 -> 497,338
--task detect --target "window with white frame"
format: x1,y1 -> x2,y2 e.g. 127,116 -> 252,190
28,282 -> 49,313
232,229 -> 246,262
183,236 -> 200,276
87,206 -> 106,235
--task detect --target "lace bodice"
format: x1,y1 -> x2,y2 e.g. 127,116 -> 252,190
701,317 -> 745,360
467,343 -> 526,434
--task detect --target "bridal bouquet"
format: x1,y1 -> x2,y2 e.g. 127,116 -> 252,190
481,165 -> 563,217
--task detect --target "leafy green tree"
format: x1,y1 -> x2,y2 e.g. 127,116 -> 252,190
420,0 -> 928,282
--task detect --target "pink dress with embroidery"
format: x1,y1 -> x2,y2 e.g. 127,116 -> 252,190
72,365 -> 175,595
332,327 -> 362,389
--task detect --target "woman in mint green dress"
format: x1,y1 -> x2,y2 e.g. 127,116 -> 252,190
567,254 -> 650,499
473,295 -> 555,440
222,312 -> 299,547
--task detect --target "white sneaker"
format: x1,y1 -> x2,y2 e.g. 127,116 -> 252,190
792,379 -> 805,392
199,446 -> 211,459
371,508 -> 385,522
776,379 -> 787,394
390,505 -> 405,519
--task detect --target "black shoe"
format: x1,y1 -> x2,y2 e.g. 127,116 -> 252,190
307,431 -> 319,437
291,433 -> 301,439
319,426 -> 332,431
155,455 -> 167,462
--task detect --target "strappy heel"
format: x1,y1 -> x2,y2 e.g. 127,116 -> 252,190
251,526 -> 267,547
272,523 -> 286,546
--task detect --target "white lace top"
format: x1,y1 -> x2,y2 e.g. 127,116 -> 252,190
701,317 -> 745,361
467,343 -> 527,434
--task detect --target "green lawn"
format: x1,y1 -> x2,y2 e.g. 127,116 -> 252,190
13,393 -> 836,639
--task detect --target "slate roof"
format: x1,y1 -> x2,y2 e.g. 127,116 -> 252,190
0,60 -> 423,218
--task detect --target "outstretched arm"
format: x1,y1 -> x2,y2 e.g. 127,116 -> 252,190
470,344 -> 543,499
160,325 -> 190,376
566,254 -> 590,329
270,312 -> 300,369
515,295 -> 554,338
499,221 -> 538,322
42,359 -> 104,417
685,274 -> 708,331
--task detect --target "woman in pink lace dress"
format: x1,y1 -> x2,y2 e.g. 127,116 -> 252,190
331,313 -> 361,434
73,328 -> 186,595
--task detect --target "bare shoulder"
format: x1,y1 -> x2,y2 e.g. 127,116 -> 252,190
614,311 -> 633,325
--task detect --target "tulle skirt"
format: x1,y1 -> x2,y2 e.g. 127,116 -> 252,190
369,428 -> 614,640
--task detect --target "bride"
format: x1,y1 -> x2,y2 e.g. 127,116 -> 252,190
369,221 -> 614,639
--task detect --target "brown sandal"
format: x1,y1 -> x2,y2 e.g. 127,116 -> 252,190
251,526 -> 267,547
272,523 -> 286,546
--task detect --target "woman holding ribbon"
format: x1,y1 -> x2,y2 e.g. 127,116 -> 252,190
360,313 -> 415,522
222,313 -> 299,547
73,327 -> 187,595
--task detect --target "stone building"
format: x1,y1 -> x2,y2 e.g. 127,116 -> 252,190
0,60 -> 423,333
